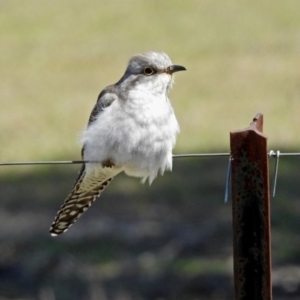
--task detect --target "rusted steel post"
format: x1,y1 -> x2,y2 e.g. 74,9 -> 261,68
230,113 -> 272,300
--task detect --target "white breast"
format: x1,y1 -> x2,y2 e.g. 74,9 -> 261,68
81,90 -> 179,184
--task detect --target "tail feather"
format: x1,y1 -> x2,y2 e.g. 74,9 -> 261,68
50,165 -> 115,236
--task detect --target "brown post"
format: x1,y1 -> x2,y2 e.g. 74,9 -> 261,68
230,113 -> 272,300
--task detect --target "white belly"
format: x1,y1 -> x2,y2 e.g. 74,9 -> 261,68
80,93 -> 179,183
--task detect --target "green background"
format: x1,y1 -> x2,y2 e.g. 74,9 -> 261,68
0,1 -> 300,299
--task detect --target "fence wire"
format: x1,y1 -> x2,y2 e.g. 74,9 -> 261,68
0,150 -> 299,166
0,150 -> 299,199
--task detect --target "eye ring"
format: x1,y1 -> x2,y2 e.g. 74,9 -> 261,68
143,67 -> 155,76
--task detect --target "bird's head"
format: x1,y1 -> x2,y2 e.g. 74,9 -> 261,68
117,52 -> 186,95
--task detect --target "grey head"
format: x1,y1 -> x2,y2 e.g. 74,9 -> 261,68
116,52 -> 186,95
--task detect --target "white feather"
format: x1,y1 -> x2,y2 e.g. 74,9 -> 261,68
80,76 -> 179,184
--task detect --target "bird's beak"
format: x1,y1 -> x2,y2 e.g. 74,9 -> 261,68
166,65 -> 186,74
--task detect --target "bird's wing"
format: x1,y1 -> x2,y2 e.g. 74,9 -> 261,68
87,85 -> 119,126
50,86 -> 120,236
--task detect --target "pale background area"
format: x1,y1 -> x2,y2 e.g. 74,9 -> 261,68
1,1 -> 300,164
0,1 -> 300,300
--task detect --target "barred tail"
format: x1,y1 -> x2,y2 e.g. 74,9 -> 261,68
50,165 -> 115,236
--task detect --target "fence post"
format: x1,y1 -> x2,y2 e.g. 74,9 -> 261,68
230,113 -> 272,300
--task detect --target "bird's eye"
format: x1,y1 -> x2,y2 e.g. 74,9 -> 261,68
143,67 -> 155,76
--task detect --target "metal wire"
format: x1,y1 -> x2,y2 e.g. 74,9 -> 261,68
173,153 -> 230,158
224,156 -> 232,203
271,152 -> 300,156
0,150 -> 299,204
271,151 -> 280,197
0,160 -> 84,166
0,153 -> 231,166
0,151 -> 299,166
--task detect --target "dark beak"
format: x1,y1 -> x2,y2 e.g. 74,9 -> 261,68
166,65 -> 186,74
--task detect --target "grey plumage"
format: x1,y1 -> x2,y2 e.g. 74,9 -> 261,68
50,51 -> 186,236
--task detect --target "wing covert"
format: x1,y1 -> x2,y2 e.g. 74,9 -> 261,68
87,85 -> 118,125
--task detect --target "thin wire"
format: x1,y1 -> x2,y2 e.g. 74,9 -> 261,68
275,153 -> 300,156
0,160 -> 84,166
173,153 -> 230,158
268,151 -> 300,157
224,156 -> 232,203
272,151 -> 280,197
0,151 -> 300,166
0,153 -> 231,166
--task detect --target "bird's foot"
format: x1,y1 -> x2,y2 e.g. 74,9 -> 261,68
102,159 -> 114,168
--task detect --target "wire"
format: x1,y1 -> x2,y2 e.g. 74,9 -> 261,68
0,160 -> 84,166
0,151 -> 299,166
224,156 -> 232,203
273,153 -> 300,156
173,153 -> 230,158
0,153 -> 230,166
271,151 -> 280,197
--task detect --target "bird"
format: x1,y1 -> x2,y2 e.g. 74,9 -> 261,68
49,51 -> 186,236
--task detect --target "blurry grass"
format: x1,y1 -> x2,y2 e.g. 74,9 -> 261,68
1,157 -> 299,265
0,156 -> 300,298
0,0 -> 300,167
173,258 -> 230,276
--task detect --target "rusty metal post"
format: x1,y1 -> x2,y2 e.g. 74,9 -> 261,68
230,113 -> 272,300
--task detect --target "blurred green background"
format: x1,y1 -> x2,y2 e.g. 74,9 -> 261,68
0,1 -> 300,299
